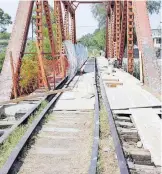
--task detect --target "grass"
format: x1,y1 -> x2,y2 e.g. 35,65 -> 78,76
99,104 -> 109,139
0,100 -> 48,169
97,103 -> 109,174
97,103 -> 120,174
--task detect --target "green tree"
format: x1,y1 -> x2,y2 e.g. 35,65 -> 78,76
0,8 -> 12,32
78,28 -> 105,51
0,49 -> 5,72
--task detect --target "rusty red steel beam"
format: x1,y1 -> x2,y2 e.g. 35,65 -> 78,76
43,1 -> 56,57
36,0 -> 50,90
70,12 -> 76,44
115,1 -> 121,59
110,7 -> 115,58
61,1 -> 75,14
63,4 -> 70,40
43,0 -> 56,60
118,0 -> 127,67
105,1 -> 111,58
54,1 -> 62,54
127,0 -> 134,74
58,1 -> 65,41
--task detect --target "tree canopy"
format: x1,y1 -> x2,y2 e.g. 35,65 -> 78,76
0,8 -> 12,32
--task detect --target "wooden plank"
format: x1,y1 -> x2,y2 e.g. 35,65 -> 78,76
0,88 -> 72,105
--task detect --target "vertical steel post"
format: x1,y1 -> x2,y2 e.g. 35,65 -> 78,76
70,12 -> 76,44
119,1 -> 127,67
115,1 -> 121,59
64,4 -> 69,40
127,0 -> 134,74
36,0 -> 50,90
43,0 -> 56,88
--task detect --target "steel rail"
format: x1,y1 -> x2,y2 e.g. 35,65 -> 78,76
0,78 -> 67,145
0,59 -> 88,174
0,78 -> 71,174
88,58 -> 99,174
96,60 -> 130,174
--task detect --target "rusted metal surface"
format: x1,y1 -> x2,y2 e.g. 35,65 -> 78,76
58,1 -> 65,42
63,4 -> 70,40
119,1 -> 127,67
133,1 -> 161,95
36,1 -> 50,90
70,13 -> 76,44
115,1 -> 121,59
54,1 -> 62,54
43,1 -> 56,88
0,1 -> 34,102
43,1 -> 56,57
127,0 -> 134,74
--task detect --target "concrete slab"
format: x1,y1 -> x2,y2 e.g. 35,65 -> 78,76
32,147 -> 72,155
3,103 -> 36,117
54,98 -> 95,111
0,121 -> 15,126
38,134 -> 77,140
98,57 -> 162,166
113,109 -> 131,115
130,108 -> 162,166
97,57 -> 161,110
42,127 -> 80,133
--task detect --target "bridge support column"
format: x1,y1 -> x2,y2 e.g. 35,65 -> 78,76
70,13 -> 76,44
64,5 -> 70,40
36,1 -> 50,90
127,0 -> 134,74
119,1 -> 127,67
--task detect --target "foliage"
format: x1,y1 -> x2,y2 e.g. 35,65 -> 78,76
146,1 -> 161,14
20,6 -> 56,89
0,8 -> 12,32
0,49 -> 5,72
0,32 -> 10,40
19,55 -> 38,89
78,28 -> 105,55
0,100 -> 48,168
0,9 -> 11,72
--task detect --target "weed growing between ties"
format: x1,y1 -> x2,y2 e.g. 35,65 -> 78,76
0,100 -> 48,168
97,103 -> 120,174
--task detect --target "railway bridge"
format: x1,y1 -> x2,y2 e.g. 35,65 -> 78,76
0,1 -> 161,174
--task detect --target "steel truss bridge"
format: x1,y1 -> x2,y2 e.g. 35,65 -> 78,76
0,0 -> 161,102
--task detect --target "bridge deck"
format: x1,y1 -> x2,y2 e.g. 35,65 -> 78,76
97,57 -> 162,167
15,59 -> 95,174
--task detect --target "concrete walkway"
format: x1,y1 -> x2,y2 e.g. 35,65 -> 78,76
97,57 -> 162,167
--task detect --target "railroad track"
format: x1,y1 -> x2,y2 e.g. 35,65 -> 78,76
97,61 -> 161,174
0,78 -> 68,144
0,58 -> 161,174
0,59 -> 99,174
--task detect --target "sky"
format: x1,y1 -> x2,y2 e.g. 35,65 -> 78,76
0,0 -> 161,39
